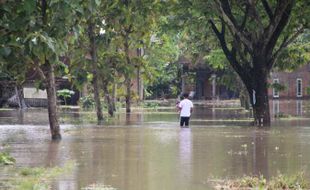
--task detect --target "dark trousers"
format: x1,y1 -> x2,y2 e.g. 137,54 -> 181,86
180,117 -> 190,127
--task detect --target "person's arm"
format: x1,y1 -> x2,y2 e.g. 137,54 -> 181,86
178,102 -> 183,112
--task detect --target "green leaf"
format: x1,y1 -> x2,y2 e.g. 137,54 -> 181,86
95,0 -> 101,6
23,0 -> 36,14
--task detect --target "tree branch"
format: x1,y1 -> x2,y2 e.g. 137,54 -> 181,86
240,4 -> 249,30
209,19 -> 249,80
268,26 -> 304,70
35,65 -> 47,81
261,0 -> 274,20
264,0 -> 294,54
215,0 -> 253,52
246,0 -> 264,29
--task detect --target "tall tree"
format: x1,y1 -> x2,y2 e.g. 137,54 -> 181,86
106,0 -> 165,113
87,16 -> 104,122
69,0 -> 107,122
1,0 -> 81,139
208,0 -> 309,126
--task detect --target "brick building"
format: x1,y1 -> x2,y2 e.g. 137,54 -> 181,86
269,64 -> 310,99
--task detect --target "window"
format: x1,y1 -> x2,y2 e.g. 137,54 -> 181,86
273,79 -> 279,98
296,78 -> 302,97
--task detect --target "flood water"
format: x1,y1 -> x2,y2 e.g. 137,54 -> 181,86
0,100 -> 310,190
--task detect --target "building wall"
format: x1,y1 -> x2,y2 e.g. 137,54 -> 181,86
269,64 -> 310,99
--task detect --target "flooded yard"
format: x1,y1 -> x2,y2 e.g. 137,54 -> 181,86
0,100 -> 310,190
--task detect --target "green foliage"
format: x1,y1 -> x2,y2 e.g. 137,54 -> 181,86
57,89 -> 75,105
212,172 -> 310,190
269,83 -> 287,92
144,34 -> 180,98
0,0 -> 83,101
142,102 -> 159,109
5,161 -> 75,190
204,49 -> 227,70
0,152 -> 15,165
307,87 -> 310,95
80,96 -> 95,109
276,31 -> 310,71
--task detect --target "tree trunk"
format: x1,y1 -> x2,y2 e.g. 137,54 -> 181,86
46,62 -> 61,140
40,0 -> 61,140
103,83 -> 114,117
15,85 -> 28,109
88,20 -> 104,122
112,83 -> 117,111
125,77 -> 131,113
124,33 -> 132,113
244,68 -> 271,126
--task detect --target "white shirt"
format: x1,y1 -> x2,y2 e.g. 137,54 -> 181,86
178,99 -> 193,117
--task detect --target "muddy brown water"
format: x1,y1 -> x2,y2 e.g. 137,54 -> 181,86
0,100 -> 310,190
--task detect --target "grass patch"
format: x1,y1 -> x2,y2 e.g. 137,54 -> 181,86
1,161 -> 75,190
211,172 -> 309,190
0,152 -> 15,165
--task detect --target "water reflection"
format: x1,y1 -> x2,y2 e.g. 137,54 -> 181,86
272,100 -> 280,116
296,100 -> 302,116
271,100 -> 307,118
178,128 -> 192,189
0,100 -> 310,189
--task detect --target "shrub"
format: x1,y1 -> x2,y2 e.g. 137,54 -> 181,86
0,152 -> 15,165
80,96 -> 95,109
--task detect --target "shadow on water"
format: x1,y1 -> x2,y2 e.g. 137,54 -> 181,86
0,100 -> 310,190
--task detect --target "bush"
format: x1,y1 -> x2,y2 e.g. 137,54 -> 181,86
0,152 -> 15,165
80,96 -> 95,109
211,172 -> 309,190
57,89 -> 75,105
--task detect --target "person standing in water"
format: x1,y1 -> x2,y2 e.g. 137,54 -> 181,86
178,93 -> 193,127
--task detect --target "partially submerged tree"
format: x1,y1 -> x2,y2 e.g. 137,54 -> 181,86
105,0 -> 165,113
1,0 -> 81,139
208,0 -> 309,126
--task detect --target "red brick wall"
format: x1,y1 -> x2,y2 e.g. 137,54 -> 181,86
269,64 -> 310,99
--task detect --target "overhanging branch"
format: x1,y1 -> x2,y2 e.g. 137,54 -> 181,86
269,26 -> 305,70
264,0 -> 294,53
209,19 -> 250,81
215,0 -> 253,52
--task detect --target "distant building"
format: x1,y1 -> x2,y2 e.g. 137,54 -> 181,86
178,56 -> 237,100
269,64 -> 310,99
179,56 -> 310,100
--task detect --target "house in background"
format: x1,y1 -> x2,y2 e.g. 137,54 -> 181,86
178,56 -> 237,100
269,64 -> 310,99
179,55 -> 310,101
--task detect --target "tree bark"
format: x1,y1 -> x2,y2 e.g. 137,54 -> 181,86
88,20 -> 104,122
242,59 -> 271,126
46,62 -> 61,140
124,33 -> 132,113
103,83 -> 114,117
41,0 -> 61,140
125,77 -> 131,113
112,83 -> 117,111
15,85 -> 28,109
